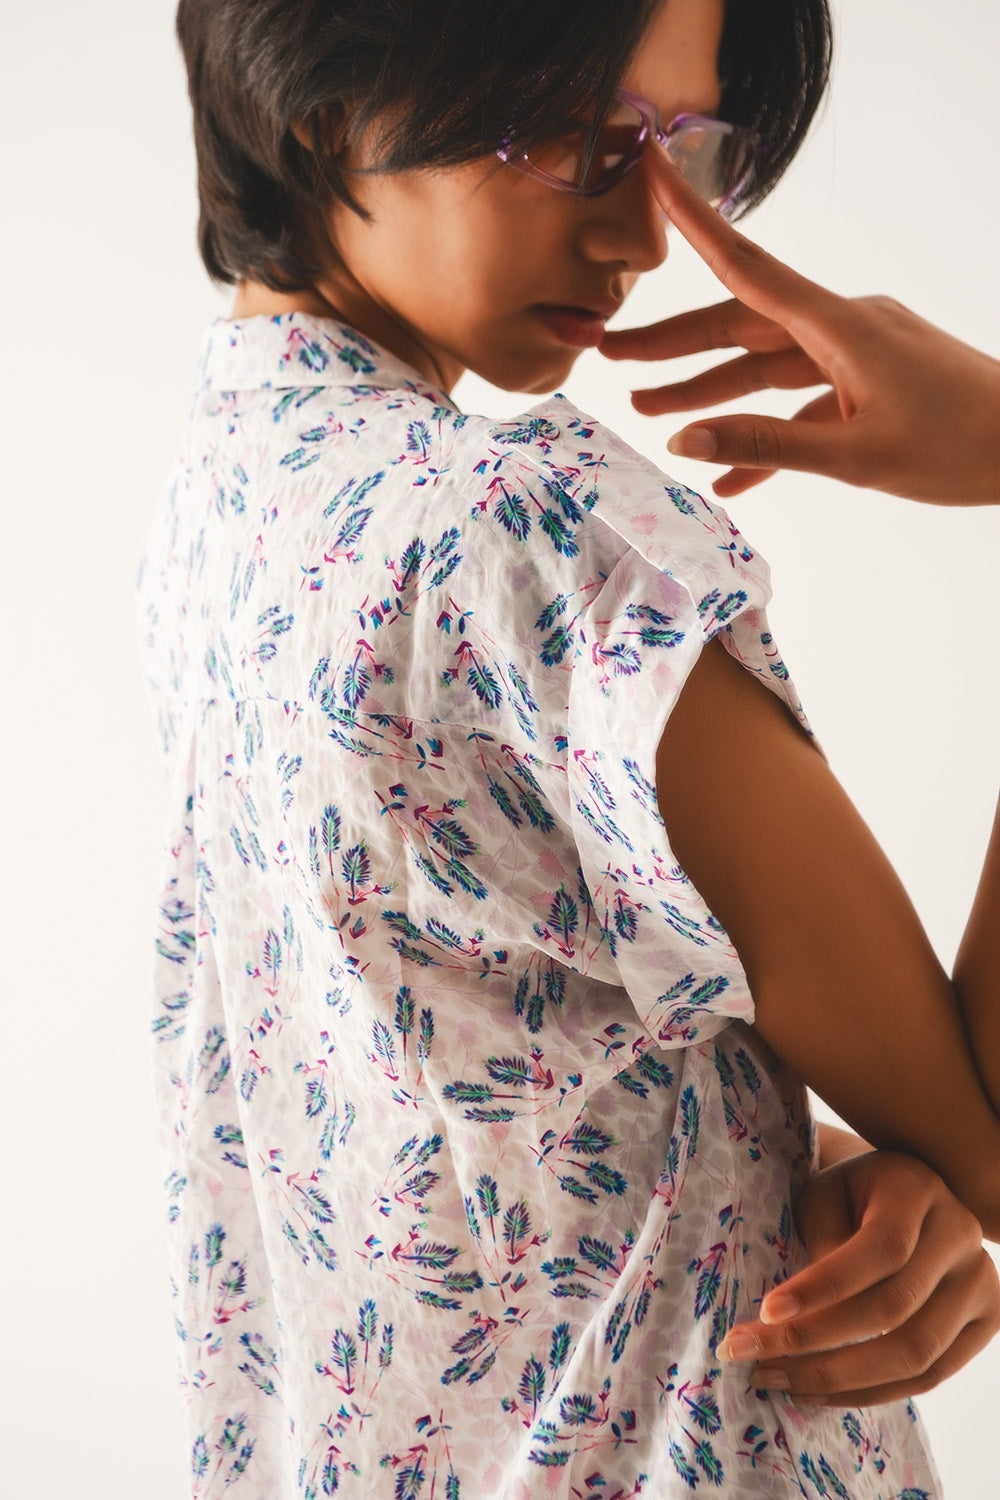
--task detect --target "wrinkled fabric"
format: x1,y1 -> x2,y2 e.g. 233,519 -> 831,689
137,312 -> 940,1499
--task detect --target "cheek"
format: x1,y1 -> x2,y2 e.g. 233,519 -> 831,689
390,176 -> 575,307
433,194 -> 575,312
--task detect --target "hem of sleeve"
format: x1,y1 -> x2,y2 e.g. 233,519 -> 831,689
566,548 -> 760,1051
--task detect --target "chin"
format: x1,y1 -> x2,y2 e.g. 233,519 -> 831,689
481,346 -> 581,397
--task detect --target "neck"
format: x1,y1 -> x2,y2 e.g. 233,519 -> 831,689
228,280 -> 463,396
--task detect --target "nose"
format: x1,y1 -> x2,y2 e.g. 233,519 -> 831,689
574,152 -> 668,274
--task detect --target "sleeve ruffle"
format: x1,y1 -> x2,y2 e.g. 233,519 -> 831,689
505,394 -> 816,1050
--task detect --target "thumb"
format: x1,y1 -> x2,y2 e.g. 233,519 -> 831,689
666,413 -> 852,481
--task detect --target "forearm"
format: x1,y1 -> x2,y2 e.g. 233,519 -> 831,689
954,791 -> 1000,1107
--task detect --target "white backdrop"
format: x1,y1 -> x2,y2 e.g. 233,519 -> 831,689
1,1 -> 997,1493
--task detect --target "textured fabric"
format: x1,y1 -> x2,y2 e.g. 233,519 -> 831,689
137,312 -> 940,1499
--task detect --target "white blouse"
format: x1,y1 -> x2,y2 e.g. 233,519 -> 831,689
137,312 -> 940,1498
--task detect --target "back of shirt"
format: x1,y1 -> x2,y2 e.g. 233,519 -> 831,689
136,313 -> 937,1500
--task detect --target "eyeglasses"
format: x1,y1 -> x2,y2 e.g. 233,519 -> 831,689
496,87 -> 760,219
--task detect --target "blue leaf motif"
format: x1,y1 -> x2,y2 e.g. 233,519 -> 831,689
506,660 -> 538,710
613,900 -> 638,943
330,1328 -> 357,1386
322,1451 -> 340,1495
493,487 -> 531,541
204,1222 -> 225,1267
442,1080 -> 495,1104
578,1235 -> 616,1273
668,1438 -> 699,1489
394,986 -> 415,1035
519,1357 -> 546,1412
584,1161 -> 628,1196
293,336 -> 329,372
543,479 -> 582,523
558,1393 -> 596,1426
487,777 -> 522,827
564,1122 -> 614,1156
467,659 -> 503,709
539,508 -> 579,557
819,1456 -> 851,1499
666,484 -> 697,515
549,1323 -> 571,1371
446,858 -> 488,900
330,506 -> 373,553
342,841 -> 371,893
336,345 -> 376,375
503,1198 -> 531,1252
540,624 -> 575,666
511,775 -> 555,832
430,551 -> 461,589
602,642 -> 641,676
735,1046 -> 762,1096
379,1323 -> 394,1368
308,1228 -> 338,1271
398,537 -> 425,585
191,1436 -> 210,1478
681,1085 -> 701,1157
535,594 -> 569,630
476,1175 -> 500,1219
343,656 -> 371,709
694,1438 -> 724,1487
485,1056 -> 533,1087
636,1051 -> 673,1089
406,1241 -> 459,1269
304,1077 -> 327,1118
639,624 -> 685,648
406,420 -> 432,458
358,1298 -> 378,1344
417,1007 -> 434,1061
296,1183 -> 336,1223
321,804 -> 341,860
558,1174 -> 598,1203
685,1392 -> 722,1434
429,817 -> 476,858
372,1018 -> 397,1071
695,1260 -> 722,1319
394,1457 -> 426,1499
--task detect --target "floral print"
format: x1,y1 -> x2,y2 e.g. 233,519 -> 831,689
137,312 -> 940,1498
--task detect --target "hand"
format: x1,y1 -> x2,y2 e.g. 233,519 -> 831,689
717,1149 -> 1000,1406
600,143 -> 1000,505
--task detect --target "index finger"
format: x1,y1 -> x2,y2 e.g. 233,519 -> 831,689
647,142 -> 841,347
758,1208 -> 926,1327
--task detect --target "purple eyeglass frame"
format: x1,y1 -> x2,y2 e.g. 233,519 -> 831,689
496,86 -> 760,216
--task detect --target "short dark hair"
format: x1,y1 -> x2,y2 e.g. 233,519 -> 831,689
176,0 -> 833,291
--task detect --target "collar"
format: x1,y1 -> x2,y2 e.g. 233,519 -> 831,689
198,311 -> 459,408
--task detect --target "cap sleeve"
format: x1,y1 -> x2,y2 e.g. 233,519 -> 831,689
517,395 -> 814,1050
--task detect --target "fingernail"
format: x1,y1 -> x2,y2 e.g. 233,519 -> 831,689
761,1292 -> 801,1325
718,1332 -> 760,1363
667,427 -> 717,460
753,1368 -> 791,1391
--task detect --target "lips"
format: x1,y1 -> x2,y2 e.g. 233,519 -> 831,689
533,301 -> 622,348
536,297 -> 623,319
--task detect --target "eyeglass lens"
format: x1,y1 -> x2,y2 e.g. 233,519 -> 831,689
522,98 -> 752,213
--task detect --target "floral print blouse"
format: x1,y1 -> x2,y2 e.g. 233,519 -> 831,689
136,312 -> 940,1499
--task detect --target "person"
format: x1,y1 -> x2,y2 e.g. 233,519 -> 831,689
137,1 -> 999,1495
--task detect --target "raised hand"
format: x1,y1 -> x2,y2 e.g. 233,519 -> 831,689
601,143 -> 1000,505
717,1148 -> 1000,1407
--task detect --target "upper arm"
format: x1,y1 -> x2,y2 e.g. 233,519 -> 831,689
656,635 -> 1000,1236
